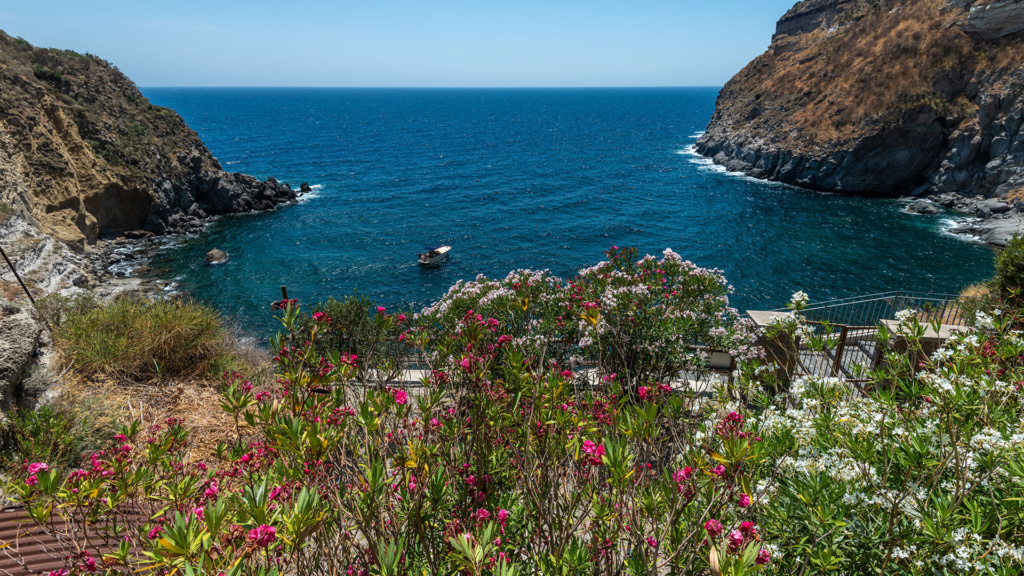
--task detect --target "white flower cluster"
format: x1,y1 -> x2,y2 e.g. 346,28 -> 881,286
789,291 -> 809,308
969,427 -> 1024,453
895,308 -> 918,324
975,310 -> 995,330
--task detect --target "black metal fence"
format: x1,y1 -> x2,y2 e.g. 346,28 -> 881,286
770,291 -> 976,381
787,291 -> 974,327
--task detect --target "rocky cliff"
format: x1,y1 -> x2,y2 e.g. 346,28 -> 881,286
696,0 -> 1024,244
0,30 -> 298,252
0,31 -> 305,412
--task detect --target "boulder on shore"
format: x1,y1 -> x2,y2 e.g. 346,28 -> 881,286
205,248 -> 228,265
907,200 -> 939,215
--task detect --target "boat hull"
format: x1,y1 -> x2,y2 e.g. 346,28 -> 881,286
418,252 -> 449,266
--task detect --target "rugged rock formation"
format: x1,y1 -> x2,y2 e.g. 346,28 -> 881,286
697,0 -> 1024,244
0,31 -> 297,252
965,0 -> 1024,39
0,304 -> 44,411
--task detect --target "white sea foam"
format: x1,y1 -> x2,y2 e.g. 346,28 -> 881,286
297,183 -> 325,203
939,217 -> 984,243
676,143 -> 805,187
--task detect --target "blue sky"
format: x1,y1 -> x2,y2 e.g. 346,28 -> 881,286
2,0 -> 797,87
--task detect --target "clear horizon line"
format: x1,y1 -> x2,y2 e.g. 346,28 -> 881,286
138,85 -> 725,90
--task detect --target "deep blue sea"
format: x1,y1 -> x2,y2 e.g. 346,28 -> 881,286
141,88 -> 994,335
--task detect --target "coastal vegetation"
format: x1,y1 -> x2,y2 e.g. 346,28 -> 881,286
5,246 -> 1024,575
39,295 -> 229,380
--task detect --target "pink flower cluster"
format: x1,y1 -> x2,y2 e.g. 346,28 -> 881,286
582,440 -> 605,466
249,524 -> 276,548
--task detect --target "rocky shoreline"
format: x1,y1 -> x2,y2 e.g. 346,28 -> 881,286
695,0 -> 1024,249
0,187 -> 308,415
903,193 -> 1024,246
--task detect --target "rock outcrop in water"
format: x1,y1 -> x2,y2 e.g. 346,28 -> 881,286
696,0 -> 1024,245
0,30 -> 297,252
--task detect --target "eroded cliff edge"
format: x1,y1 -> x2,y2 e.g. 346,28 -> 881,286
0,31 -> 304,410
0,31 -> 298,253
696,0 -> 1024,245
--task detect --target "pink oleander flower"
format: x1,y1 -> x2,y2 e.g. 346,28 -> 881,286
193,506 -> 205,520
497,509 -> 509,523
25,474 -> 38,487
728,530 -> 744,548
26,462 -> 48,474
81,556 -> 97,573
712,464 -> 726,477
377,306 -> 386,314
658,383 -> 671,392
646,537 -> 658,549
460,357 -> 471,371
704,519 -> 723,537
560,369 -> 573,379
429,418 -> 441,428
312,311 -> 331,323
738,493 -> 751,508
393,389 -> 408,405
582,440 -> 606,465
756,549 -> 771,565
249,524 -> 276,548
148,526 -> 162,540
46,570 -> 69,576
638,386 -> 650,400
474,508 -> 491,521
673,467 -> 693,484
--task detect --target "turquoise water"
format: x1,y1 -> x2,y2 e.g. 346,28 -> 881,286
142,88 -> 994,335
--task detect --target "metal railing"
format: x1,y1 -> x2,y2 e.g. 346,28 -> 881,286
770,291 -> 976,381
780,291 -> 974,327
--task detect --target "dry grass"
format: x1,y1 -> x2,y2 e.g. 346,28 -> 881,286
59,374 -> 256,462
1004,188 -> 1024,204
1,280 -> 22,302
961,282 -> 993,299
39,296 -> 277,461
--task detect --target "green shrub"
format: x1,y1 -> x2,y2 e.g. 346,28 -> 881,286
0,407 -> 92,468
47,295 -> 226,380
31,63 -> 63,84
297,294 -> 408,385
995,234 -> 1024,301
125,122 -> 147,137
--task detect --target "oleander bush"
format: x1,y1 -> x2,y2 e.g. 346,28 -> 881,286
296,293 -> 409,386
8,248 -> 1024,575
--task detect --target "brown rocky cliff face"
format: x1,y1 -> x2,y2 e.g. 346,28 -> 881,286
696,0 -> 1024,202
0,31 -> 297,251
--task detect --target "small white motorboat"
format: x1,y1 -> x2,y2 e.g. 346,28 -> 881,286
418,245 -> 451,266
